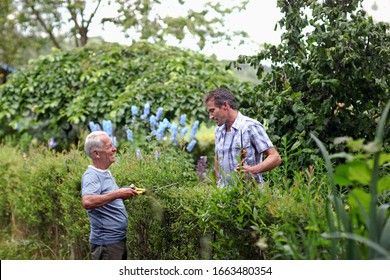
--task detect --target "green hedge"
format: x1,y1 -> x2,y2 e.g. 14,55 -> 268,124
0,143 -> 330,260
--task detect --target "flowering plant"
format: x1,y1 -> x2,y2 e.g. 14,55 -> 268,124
88,103 -> 200,159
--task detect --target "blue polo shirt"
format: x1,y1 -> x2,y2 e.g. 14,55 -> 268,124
81,166 -> 128,245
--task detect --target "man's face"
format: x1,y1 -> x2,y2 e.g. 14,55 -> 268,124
206,99 -> 227,127
96,134 -> 117,168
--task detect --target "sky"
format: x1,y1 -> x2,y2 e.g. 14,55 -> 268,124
90,0 -> 390,61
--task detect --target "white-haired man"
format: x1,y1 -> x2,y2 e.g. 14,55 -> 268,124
82,131 -> 138,260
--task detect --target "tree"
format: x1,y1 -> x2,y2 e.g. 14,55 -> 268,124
0,0 -> 41,67
230,0 -> 390,164
2,0 -> 249,66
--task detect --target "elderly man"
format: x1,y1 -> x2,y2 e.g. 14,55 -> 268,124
82,131 -> 138,260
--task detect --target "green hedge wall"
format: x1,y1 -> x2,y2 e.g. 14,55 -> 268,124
0,143 -> 330,260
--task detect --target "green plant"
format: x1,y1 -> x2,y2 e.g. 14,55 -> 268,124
0,41 -> 252,149
261,165 -> 331,260
311,101 -> 390,259
196,181 -> 266,259
231,0 -> 390,166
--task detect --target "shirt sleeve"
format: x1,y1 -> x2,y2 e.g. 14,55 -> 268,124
81,171 -> 101,196
249,123 -> 274,154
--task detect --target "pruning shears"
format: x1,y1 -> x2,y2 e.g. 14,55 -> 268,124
130,182 -> 179,195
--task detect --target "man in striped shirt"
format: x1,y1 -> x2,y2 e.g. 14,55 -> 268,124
205,88 -> 282,187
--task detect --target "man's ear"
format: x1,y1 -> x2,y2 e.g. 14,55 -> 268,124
93,150 -> 100,159
223,101 -> 229,109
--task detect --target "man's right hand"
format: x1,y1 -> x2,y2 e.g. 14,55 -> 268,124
118,184 -> 139,199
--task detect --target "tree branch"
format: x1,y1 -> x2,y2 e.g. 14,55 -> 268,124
23,0 -> 62,49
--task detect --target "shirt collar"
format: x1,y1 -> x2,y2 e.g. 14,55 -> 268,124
89,165 -> 110,174
216,111 -> 242,134
230,111 -> 243,131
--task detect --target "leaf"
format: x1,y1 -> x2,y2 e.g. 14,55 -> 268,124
379,217 -> 390,250
378,176 -> 390,194
334,164 -> 353,186
346,160 -> 372,185
290,141 -> 301,151
379,153 -> 390,166
252,207 -> 258,220
348,189 -> 371,228
322,232 -> 390,259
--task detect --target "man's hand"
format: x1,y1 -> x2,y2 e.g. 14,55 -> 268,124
118,184 -> 139,199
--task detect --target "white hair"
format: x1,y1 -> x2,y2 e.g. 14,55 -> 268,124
84,131 -> 108,158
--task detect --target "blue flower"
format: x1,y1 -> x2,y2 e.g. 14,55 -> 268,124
170,122 -> 178,141
88,121 -> 95,131
181,127 -> 188,138
161,118 -> 170,129
156,107 -> 163,121
156,128 -> 164,140
49,138 -> 57,148
154,150 -> 160,160
140,103 -> 150,120
126,128 -> 134,141
112,136 -> 117,147
131,105 -> 138,116
150,115 -> 157,128
190,120 -> 199,139
155,125 -> 165,140
155,118 -> 171,140
186,139 -> 197,152
180,114 -> 187,126
103,120 -> 113,137
89,121 -> 100,132
131,105 -> 138,123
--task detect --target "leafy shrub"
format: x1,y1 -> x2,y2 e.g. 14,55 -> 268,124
0,41 -> 252,148
0,140 -> 331,260
231,0 -> 390,166
0,145 -> 25,229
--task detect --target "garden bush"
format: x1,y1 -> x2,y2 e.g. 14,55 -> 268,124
0,41 -> 252,149
0,140 -> 332,260
1,103 -> 388,260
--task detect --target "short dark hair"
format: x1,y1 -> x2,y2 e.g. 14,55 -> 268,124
204,87 -> 238,110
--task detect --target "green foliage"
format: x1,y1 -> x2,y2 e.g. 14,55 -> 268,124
265,162 -> 335,260
0,230 -> 58,260
192,164 -> 332,260
195,182 -> 267,259
312,101 -> 390,259
110,148 -> 204,259
230,0 -> 390,166
3,106 -> 388,260
0,41 -> 250,147
0,145 -> 25,228
0,139 -> 332,260
0,141 -> 204,259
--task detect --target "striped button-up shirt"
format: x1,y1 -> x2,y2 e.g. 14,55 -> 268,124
215,112 -> 274,187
